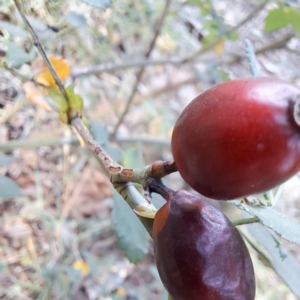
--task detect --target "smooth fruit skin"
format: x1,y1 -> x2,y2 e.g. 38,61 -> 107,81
171,78 -> 300,200
153,190 -> 255,300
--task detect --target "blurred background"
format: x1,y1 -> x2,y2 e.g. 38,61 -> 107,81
0,0 -> 300,299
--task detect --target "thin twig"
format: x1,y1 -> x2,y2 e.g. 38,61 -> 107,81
116,135 -> 170,146
232,217 -> 260,226
0,98 -> 28,124
13,0 -> 68,101
226,32 -> 294,66
71,117 -> 124,176
111,68 -> 144,137
72,58 -> 180,78
181,0 -> 269,63
0,134 -> 171,151
0,135 -> 78,151
111,0 -> 171,138
143,1 -> 171,59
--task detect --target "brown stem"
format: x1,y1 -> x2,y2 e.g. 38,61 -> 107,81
146,160 -> 178,178
148,178 -> 175,201
71,117 -> 125,176
13,0 -> 68,102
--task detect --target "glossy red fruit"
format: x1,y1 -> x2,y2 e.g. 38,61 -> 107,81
171,77 -> 300,200
153,190 -> 255,300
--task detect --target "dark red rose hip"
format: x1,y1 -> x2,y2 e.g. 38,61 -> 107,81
171,78 -> 300,200
153,190 -> 255,300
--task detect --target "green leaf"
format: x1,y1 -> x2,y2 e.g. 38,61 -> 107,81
90,120 -> 108,145
40,265 -> 70,298
210,6 -> 226,35
264,6 -> 300,37
286,7 -> 300,38
66,85 -> 83,117
48,87 -> 68,123
228,31 -> 239,41
0,152 -> 14,167
111,190 -> 149,263
0,175 -> 22,199
0,20 -> 28,37
231,201 -> 300,246
48,85 -> 83,123
264,8 -> 289,32
218,70 -> 230,82
202,24 -> 219,47
80,0 -> 112,9
244,223 -> 300,298
5,41 -> 36,68
187,0 -> 211,15
187,0 -> 200,5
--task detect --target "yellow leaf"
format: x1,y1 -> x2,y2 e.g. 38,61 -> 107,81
73,260 -> 90,276
156,33 -> 176,54
23,81 -> 52,111
116,287 -> 127,296
20,256 -> 32,266
213,37 -> 225,56
32,56 -> 70,87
